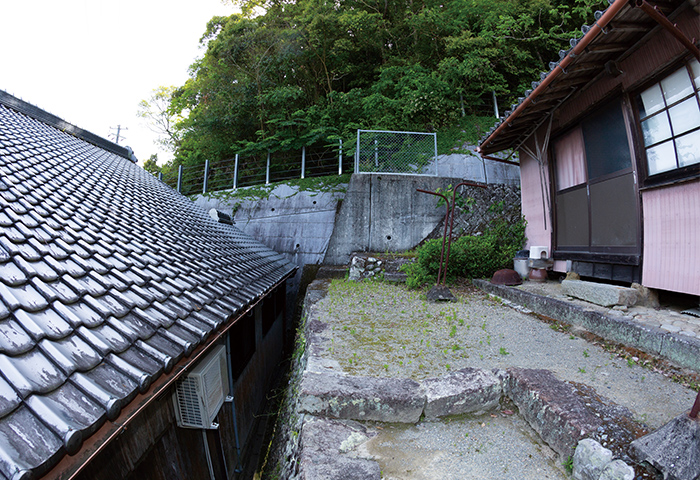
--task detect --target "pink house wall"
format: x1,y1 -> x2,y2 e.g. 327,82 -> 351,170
642,181 -> 700,295
516,11 -> 700,289
519,133 -> 553,253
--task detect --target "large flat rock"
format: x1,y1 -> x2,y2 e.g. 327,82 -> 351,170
298,417 -> 381,480
506,368 -> 601,458
562,279 -> 639,307
299,372 -> 425,423
422,367 -> 502,418
631,414 -> 700,480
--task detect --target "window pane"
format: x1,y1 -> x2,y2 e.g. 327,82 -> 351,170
668,97 -> 700,135
637,84 -> 665,117
646,140 -> 677,175
581,100 -> 632,179
554,127 -> 586,190
676,129 -> 700,167
641,112 -> 672,146
690,58 -> 700,88
661,67 -> 694,104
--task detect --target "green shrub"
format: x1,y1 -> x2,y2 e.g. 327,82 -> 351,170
403,216 -> 526,288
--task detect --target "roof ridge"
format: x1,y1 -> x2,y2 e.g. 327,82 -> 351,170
0,90 -> 136,163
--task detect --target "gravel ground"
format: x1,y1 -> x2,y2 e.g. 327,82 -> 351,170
311,279 -> 698,479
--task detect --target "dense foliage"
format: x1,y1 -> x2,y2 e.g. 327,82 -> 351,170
403,212 -> 526,287
156,0 -> 606,168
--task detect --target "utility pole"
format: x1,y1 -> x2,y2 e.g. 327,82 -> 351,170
110,125 -> 127,144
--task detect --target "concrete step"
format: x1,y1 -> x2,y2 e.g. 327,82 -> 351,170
562,279 -> 639,307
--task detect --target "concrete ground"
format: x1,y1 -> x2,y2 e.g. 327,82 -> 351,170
290,277 -> 699,479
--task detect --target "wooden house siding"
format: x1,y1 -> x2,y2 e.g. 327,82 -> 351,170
642,180 -> 700,295
556,12 -> 698,129
520,133 -> 553,251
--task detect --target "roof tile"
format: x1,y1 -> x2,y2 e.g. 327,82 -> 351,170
0,97 -> 297,478
0,405 -> 63,479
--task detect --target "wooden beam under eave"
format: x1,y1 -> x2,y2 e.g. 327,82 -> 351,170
585,43 -> 631,53
607,21 -> 652,32
566,61 -> 605,74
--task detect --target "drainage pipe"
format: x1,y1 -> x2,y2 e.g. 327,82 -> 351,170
225,331 -> 244,473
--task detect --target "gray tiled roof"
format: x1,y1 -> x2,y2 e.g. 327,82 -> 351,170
0,94 -> 296,479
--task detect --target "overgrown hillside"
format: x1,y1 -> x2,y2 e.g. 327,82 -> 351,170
145,0 -> 606,172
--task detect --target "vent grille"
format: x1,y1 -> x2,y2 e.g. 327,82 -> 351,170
173,345 -> 229,429
176,376 -> 204,426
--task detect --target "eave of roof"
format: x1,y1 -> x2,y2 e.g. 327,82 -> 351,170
0,91 -> 297,480
477,0 -> 692,155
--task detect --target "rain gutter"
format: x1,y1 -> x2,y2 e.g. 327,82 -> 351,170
45,268 -> 297,480
478,0 -> 630,154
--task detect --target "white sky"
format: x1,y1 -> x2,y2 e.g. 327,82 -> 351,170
1,0 -> 238,165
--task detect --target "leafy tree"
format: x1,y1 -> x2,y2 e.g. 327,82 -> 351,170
142,154 -> 160,175
138,86 -> 183,152
165,0 -> 607,168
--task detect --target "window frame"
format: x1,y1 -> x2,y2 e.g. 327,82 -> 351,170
634,57 -> 700,189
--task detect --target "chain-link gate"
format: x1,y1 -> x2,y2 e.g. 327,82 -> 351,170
355,130 -> 437,175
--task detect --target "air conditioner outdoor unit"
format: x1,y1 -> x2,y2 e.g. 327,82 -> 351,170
174,344 -> 229,429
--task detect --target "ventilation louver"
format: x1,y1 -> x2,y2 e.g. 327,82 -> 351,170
174,345 -> 229,429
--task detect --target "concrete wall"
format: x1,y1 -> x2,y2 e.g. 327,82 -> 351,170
435,154 -> 520,185
324,174 -> 460,265
194,184 -> 344,303
194,166 -> 521,270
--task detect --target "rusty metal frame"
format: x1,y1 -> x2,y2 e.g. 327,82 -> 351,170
634,0 -> 700,61
690,391 -> 700,419
418,181 -> 488,286
417,189 -> 450,285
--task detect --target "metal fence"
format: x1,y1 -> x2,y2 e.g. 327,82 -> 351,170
159,141 -> 354,196
355,130 -> 438,176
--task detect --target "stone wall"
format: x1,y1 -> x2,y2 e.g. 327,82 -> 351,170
423,183 -> 522,243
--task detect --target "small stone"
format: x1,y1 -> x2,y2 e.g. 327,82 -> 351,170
427,285 -> 456,302
598,460 -> 634,480
612,305 -> 628,312
573,438 -> 613,480
367,257 -> 377,263
679,330 -> 697,337
660,324 -> 681,333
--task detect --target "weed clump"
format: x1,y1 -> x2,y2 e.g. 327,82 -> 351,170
402,215 -> 526,288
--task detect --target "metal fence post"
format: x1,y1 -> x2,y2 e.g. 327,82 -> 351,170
203,159 -> 209,194
233,154 -> 239,189
374,138 -> 379,168
177,165 -> 183,193
356,130 -> 360,174
266,151 -> 271,185
338,139 -> 343,175
301,146 -> 306,179
433,133 -> 439,176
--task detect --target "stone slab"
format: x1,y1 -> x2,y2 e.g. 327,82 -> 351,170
562,279 -> 639,307
631,414 -> 700,480
505,368 -> 645,461
421,367 -> 502,418
504,368 -> 605,459
299,372 -> 425,423
298,417 -> 381,480
474,280 -> 700,373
